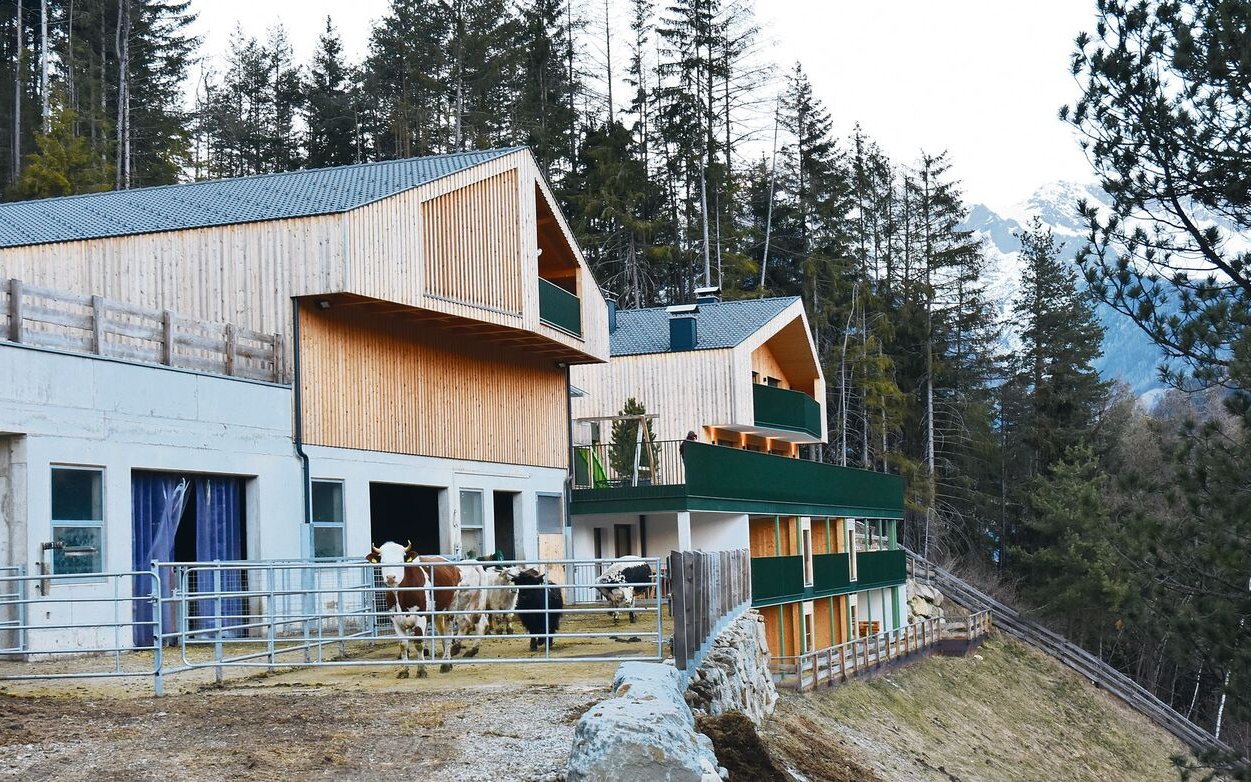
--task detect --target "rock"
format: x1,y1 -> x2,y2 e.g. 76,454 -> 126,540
566,662 -> 724,782
684,612 -> 777,727
906,579 -> 947,623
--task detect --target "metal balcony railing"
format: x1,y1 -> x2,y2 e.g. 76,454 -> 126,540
538,278 -> 581,336
752,383 -> 822,438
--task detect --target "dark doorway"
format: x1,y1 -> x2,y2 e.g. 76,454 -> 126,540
493,491 -> 517,560
369,483 -> 441,554
614,524 -> 633,558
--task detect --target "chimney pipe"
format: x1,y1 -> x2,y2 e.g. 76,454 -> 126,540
694,285 -> 721,305
667,304 -> 699,351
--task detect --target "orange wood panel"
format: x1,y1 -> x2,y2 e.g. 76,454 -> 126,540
299,302 -> 567,467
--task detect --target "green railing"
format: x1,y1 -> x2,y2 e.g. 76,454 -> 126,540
813,553 -> 852,595
855,549 -> 907,589
538,278 -> 582,336
572,441 -> 905,518
752,383 -> 822,438
750,555 -> 805,605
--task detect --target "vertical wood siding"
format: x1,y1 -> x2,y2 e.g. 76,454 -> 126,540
299,303 -> 568,468
422,170 -> 522,313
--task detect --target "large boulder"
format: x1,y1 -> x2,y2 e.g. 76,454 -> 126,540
907,578 -> 946,621
566,662 -> 725,782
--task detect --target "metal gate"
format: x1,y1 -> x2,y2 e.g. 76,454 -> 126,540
0,556 -> 664,694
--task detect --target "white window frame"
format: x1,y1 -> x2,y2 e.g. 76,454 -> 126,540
310,479 -> 346,559
459,489 -> 485,559
846,518 -> 858,582
50,465 -> 106,578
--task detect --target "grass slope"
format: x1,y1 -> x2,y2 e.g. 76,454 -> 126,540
761,634 -> 1188,782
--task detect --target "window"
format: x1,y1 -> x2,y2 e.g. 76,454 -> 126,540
311,480 -> 345,558
803,601 -> 816,652
536,494 -> 562,534
459,490 -> 484,558
801,527 -> 814,587
51,467 -> 104,575
846,519 -> 858,581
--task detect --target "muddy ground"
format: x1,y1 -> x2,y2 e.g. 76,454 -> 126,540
0,610 -> 668,781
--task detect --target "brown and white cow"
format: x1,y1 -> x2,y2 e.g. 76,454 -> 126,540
365,541 -> 462,678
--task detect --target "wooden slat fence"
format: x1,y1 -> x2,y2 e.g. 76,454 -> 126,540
669,549 -> 751,677
907,550 -> 1237,757
772,610 -> 992,692
2,278 -> 285,383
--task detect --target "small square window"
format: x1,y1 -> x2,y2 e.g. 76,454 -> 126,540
52,525 -> 103,575
312,525 -> 344,559
52,469 -> 103,522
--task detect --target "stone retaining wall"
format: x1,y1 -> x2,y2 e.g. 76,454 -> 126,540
684,611 -> 777,726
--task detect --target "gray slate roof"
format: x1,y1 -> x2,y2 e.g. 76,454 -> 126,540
0,147 -> 524,249
610,297 -> 800,356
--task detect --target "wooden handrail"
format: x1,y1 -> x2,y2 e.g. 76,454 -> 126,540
2,278 -> 286,384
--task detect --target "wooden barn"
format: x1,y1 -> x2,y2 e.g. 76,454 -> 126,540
0,147 -> 607,648
568,293 -> 907,658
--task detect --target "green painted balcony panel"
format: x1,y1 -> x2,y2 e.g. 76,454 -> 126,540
572,441 -> 905,518
812,552 -> 851,596
855,549 -> 907,589
752,383 -> 822,438
750,555 -> 805,606
539,278 -> 582,336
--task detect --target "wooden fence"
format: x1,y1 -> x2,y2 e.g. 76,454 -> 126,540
907,551 -> 1237,757
771,610 -> 992,692
669,548 -> 752,677
2,278 -> 284,383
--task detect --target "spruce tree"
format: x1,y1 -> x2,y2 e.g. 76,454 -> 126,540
304,18 -> 358,168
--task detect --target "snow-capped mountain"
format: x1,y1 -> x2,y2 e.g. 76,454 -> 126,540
963,182 -> 1165,396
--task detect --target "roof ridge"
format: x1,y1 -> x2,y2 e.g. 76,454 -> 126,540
616,295 -> 800,315
0,146 -> 526,209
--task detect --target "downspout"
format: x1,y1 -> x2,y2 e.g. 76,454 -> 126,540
291,299 -> 312,540
563,364 -> 574,561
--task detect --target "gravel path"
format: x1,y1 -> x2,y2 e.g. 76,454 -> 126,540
1,680 -> 606,781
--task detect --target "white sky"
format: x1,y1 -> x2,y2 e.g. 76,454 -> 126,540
187,0 -> 1097,212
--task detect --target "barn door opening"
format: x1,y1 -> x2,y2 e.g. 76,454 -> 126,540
493,491 -> 518,560
132,472 -> 247,647
369,483 -> 440,554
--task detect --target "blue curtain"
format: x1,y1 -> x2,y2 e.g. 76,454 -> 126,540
193,478 -> 246,638
131,475 -> 190,647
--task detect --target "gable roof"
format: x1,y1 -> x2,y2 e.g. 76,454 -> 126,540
0,147 -> 524,249
610,297 -> 801,356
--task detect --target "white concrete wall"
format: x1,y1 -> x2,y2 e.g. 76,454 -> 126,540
0,343 -> 567,652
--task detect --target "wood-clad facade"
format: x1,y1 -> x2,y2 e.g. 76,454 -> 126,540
0,149 -> 608,381
299,302 -> 568,468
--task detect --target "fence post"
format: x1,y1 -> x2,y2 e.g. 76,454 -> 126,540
150,563 -> 164,697
8,279 -> 23,343
91,295 -> 105,354
224,324 -> 236,376
266,564 -> 277,666
213,564 -> 224,684
273,333 -> 286,383
161,311 -> 174,365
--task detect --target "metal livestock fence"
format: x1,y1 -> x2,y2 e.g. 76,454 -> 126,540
0,556 -> 665,695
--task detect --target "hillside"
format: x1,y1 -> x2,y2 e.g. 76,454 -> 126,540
755,635 -> 1188,782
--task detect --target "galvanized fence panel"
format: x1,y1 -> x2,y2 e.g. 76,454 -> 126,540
669,549 -> 751,679
0,556 -> 666,693
0,567 -> 161,680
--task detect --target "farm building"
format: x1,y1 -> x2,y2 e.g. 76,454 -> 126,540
0,147 -> 608,649
568,293 -> 907,659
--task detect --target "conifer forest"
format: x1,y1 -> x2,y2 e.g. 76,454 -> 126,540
0,0 -> 1247,767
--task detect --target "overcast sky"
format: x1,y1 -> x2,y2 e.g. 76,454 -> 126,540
188,0 -> 1097,212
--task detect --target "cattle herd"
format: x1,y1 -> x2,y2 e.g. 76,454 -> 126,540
365,541 -> 656,678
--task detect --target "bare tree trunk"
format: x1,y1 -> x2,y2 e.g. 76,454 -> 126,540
39,0 -> 47,133
700,159 -> 710,287
13,0 -> 22,182
115,0 -> 130,189
758,100 -> 779,293
603,0 -> 612,122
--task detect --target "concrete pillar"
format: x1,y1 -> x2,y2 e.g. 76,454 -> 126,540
676,511 -> 692,551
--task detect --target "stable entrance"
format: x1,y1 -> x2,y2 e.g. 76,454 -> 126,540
131,471 -> 248,646
493,491 -> 518,560
369,483 -> 442,554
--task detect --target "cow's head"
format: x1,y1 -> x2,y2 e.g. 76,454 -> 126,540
366,541 -> 411,587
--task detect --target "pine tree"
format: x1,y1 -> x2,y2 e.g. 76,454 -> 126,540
10,104 -> 111,197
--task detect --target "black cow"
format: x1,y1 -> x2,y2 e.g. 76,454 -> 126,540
511,567 -> 564,652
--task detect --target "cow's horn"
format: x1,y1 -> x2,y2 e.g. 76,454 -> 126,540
404,540 -> 414,554
371,543 -> 382,556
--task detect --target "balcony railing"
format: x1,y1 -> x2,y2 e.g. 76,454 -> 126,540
750,549 -> 906,608
574,440 -> 686,490
752,383 -> 822,439
538,278 -> 582,336
572,441 -> 905,518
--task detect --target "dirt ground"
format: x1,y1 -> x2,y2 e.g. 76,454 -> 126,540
0,609 -> 668,781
